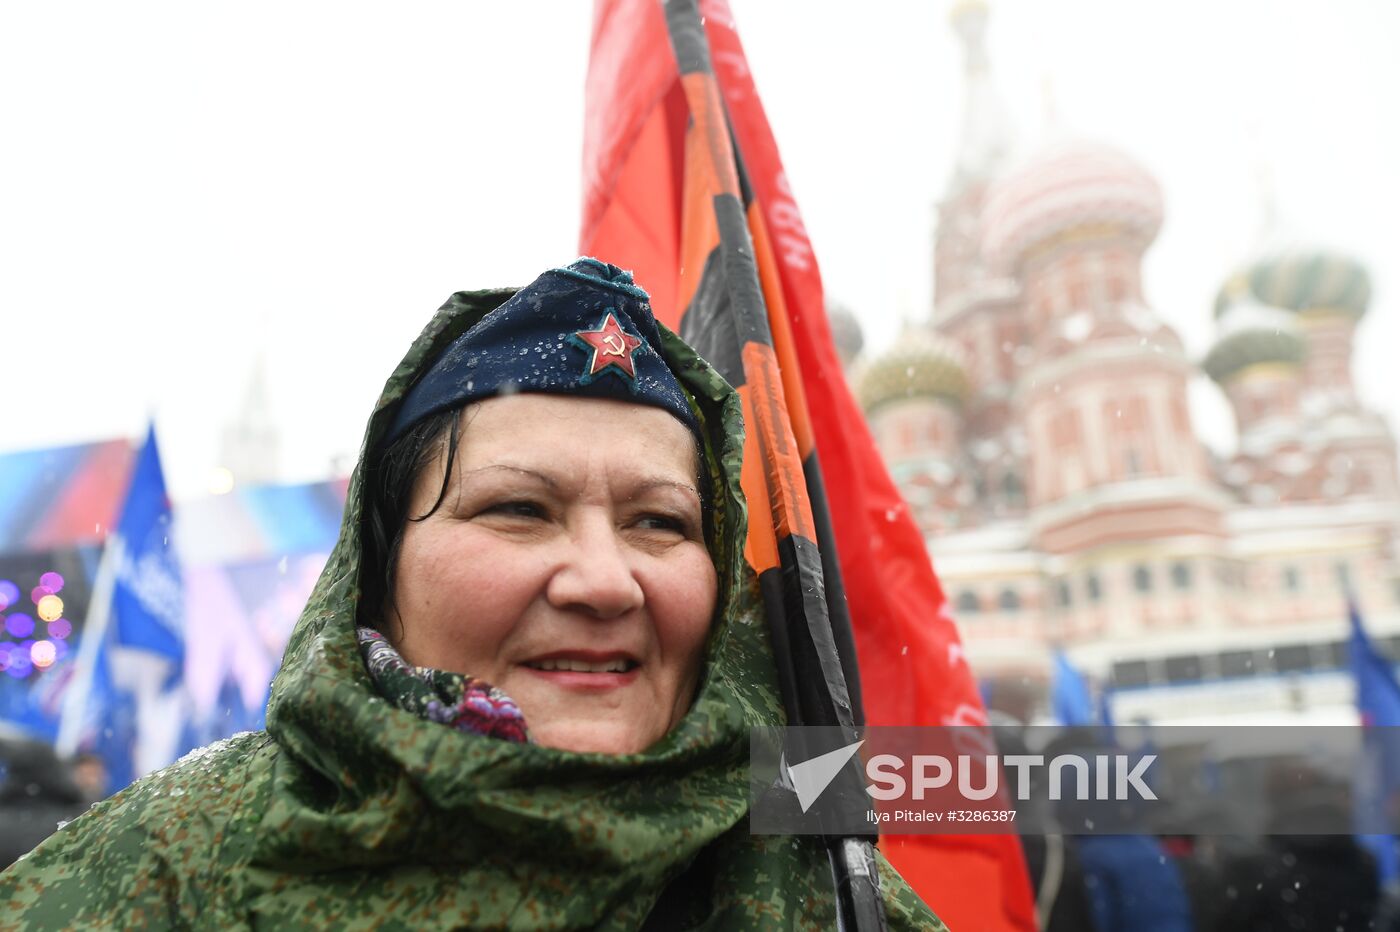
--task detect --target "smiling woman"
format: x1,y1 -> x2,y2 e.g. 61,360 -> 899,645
0,259 -> 944,930
384,394 -> 715,755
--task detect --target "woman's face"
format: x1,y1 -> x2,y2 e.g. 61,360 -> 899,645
390,393 -> 717,755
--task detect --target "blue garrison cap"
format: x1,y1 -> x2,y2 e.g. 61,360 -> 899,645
386,258 -> 700,445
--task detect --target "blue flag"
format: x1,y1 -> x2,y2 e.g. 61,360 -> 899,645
1352,601 -> 1400,727
57,424 -> 185,792
112,425 -> 184,667
1349,599 -> 1400,884
1052,649 -> 1097,727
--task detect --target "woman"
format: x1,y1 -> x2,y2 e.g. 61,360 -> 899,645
0,259 -> 944,930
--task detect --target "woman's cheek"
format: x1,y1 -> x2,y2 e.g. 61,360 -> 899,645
663,547 -> 719,647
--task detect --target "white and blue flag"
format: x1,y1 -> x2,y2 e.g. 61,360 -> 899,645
1350,598 -> 1400,884
57,423 -> 185,791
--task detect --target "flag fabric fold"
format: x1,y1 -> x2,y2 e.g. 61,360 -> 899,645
1051,650 -> 1096,727
1349,599 -> 1400,884
581,2 -> 1036,928
56,424 -> 186,792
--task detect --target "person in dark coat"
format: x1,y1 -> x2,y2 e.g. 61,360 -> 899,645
1044,730 -> 1194,932
993,723 -> 1097,931
0,737 -> 87,869
1212,776 -> 1380,932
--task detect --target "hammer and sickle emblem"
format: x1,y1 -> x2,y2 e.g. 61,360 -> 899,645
602,333 -> 627,356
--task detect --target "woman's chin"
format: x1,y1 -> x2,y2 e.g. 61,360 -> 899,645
530,719 -> 660,756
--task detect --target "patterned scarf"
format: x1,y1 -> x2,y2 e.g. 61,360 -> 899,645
355,626 -> 529,743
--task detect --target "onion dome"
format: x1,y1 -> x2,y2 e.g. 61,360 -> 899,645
1213,249 -> 1372,320
1203,300 -> 1306,385
1219,249 -> 1372,319
856,331 -> 970,413
981,138 -> 1164,271
826,302 -> 865,366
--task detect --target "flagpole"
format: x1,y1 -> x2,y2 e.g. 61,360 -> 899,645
55,535 -> 122,757
652,3 -> 887,927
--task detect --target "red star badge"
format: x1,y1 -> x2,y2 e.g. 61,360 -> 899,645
570,311 -> 644,383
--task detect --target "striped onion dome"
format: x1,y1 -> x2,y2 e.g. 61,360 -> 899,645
982,138 -> 1164,271
1214,248 -> 1371,319
1203,300 -> 1306,385
856,331 -> 970,413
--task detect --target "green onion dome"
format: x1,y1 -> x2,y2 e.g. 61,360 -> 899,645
1215,248 -> 1371,319
1203,301 -> 1306,385
856,331 -> 971,414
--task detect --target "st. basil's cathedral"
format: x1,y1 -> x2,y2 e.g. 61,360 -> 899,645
846,0 -> 1398,724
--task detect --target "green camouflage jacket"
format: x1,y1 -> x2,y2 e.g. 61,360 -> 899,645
0,288 -> 947,931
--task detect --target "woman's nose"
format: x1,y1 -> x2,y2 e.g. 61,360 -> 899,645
545,519 -> 644,619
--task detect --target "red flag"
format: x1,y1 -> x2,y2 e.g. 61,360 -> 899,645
582,3 -> 1037,929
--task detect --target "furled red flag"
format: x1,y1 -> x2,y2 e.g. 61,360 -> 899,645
581,2 -> 1037,929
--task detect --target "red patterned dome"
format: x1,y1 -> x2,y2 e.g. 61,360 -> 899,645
981,138 -> 1164,271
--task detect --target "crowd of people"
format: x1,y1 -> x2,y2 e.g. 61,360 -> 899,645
1002,725 -> 1393,932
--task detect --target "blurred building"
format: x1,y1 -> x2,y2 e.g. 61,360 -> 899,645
853,0 -> 1400,723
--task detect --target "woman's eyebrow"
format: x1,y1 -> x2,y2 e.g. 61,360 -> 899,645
457,466 -> 697,500
631,478 -> 700,499
457,464 -> 559,488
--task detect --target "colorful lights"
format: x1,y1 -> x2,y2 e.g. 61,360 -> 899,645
30,640 -> 56,669
1,642 -> 32,678
37,593 -> 64,622
5,613 -> 35,638
0,569 -> 75,680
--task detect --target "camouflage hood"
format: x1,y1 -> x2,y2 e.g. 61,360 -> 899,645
253,285 -> 781,893
0,286 -> 943,930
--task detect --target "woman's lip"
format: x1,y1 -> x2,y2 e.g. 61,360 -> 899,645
520,666 -> 641,690
524,650 -> 639,665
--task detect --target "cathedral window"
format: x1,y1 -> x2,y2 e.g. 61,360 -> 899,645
1002,472 -> 1025,507
1067,275 -> 1088,312
1163,654 -> 1203,684
1170,561 -> 1192,591
1085,572 -> 1103,603
897,421 -> 915,455
1218,650 -> 1257,678
1132,564 -> 1153,593
956,590 -> 980,615
1110,659 -> 1151,688
1282,566 -> 1301,592
1055,579 -> 1073,608
997,588 -> 1021,612
1272,644 -> 1314,673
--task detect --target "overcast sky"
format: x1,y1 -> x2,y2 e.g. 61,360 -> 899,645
3,1 -> 1396,500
